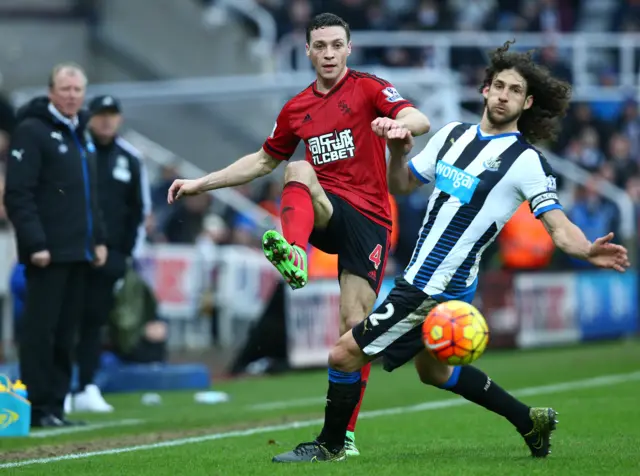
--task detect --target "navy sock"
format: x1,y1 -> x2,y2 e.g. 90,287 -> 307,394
442,366 -> 533,435
316,368 -> 362,452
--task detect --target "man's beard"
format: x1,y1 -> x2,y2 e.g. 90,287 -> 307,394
486,106 -> 520,127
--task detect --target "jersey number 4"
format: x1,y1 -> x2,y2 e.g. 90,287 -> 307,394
369,244 -> 383,270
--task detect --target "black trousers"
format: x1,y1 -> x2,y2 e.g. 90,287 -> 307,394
76,269 -> 118,390
19,262 -> 88,420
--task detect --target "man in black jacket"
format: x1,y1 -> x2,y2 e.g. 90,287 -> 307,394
65,94 -> 147,414
3,63 -> 107,427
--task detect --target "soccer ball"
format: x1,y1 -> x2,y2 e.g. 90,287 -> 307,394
422,300 -> 489,365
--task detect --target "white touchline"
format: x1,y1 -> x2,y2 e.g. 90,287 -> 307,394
29,419 -> 144,438
2,371 -> 639,469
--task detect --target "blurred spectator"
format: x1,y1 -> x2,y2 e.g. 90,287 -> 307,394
536,45 -> 572,84
613,0 -> 640,32
625,175 -> 640,205
567,174 -> 621,268
448,0 -> 497,31
279,0 -> 313,38
163,193 -> 212,244
556,103 -> 614,154
400,0 -> 450,30
150,164 -> 178,230
108,266 -> 167,364
498,201 -> 555,270
564,127 -> 606,172
393,192 -> 429,269
528,0 -> 575,33
328,0 -> 371,31
607,133 -> 639,188
257,178 -> 282,217
617,99 -> 640,159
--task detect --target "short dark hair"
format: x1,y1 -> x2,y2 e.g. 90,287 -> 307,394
306,13 -> 350,44
479,39 -> 572,143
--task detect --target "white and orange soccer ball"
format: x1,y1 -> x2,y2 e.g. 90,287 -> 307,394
422,300 -> 490,365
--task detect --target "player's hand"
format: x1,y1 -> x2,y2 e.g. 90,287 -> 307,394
386,127 -> 414,156
371,117 -> 402,138
30,250 -> 51,268
586,232 -> 630,272
93,245 -> 108,267
167,178 -> 204,204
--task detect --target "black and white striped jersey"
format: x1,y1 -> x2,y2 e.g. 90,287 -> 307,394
404,122 -> 562,301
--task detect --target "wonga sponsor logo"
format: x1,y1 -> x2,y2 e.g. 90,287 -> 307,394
435,161 -> 480,204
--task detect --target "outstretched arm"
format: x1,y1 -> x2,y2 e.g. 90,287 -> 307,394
198,147 -> 280,191
539,208 -> 629,272
168,147 -> 280,203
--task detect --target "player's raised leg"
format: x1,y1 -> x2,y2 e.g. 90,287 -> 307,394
414,351 -> 558,457
262,161 -> 333,289
338,270 -> 377,456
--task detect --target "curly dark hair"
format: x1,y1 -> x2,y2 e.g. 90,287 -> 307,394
479,40 -> 572,143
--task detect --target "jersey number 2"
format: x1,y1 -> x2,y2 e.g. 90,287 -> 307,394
369,244 -> 383,270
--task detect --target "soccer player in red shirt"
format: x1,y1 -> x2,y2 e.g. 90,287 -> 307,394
168,13 -> 431,455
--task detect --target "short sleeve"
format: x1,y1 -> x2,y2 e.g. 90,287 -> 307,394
262,104 -> 301,161
516,150 -> 563,218
408,122 -> 460,184
361,76 -> 414,118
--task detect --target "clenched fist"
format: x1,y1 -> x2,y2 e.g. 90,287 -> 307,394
371,117 -> 403,138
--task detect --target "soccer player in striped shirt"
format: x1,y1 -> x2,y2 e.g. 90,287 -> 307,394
271,40 -> 629,462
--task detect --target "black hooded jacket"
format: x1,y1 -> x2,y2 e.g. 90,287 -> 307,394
90,134 -> 145,278
3,97 -> 106,264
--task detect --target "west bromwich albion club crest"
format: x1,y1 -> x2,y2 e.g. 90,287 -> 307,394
483,156 -> 501,171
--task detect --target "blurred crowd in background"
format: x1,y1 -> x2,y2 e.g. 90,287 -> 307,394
1,0 -> 639,278
163,0 -> 640,275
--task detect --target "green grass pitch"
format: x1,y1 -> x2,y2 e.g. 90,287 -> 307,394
1,339 -> 639,475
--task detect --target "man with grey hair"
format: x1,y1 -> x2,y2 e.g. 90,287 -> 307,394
4,62 -> 107,428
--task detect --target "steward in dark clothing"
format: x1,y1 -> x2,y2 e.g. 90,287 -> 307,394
67,94 -> 146,413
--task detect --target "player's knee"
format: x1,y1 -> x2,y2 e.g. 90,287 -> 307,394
328,332 -> 363,372
415,354 -> 453,387
284,161 -> 315,186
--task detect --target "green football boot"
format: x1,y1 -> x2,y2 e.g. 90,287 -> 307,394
344,431 -> 360,456
262,230 -> 308,290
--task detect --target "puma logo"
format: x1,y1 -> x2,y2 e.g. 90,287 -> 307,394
11,149 -> 24,161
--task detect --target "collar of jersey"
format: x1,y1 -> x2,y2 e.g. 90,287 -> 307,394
312,68 -> 351,98
476,124 -> 521,141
